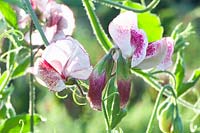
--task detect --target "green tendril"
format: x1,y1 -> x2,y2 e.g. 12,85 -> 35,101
93,0 -> 160,13
19,119 -> 25,133
55,91 -> 69,99
0,29 -> 24,48
72,88 -> 87,106
150,70 -> 177,92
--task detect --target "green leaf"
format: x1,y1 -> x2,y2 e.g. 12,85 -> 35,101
0,85 -> 14,101
0,104 -> 7,119
0,114 -> 45,133
124,2 -> 163,42
0,1 -> 17,28
3,0 -> 24,9
178,68 -> 200,96
0,70 -> 10,93
174,52 -> 185,96
12,55 -> 30,79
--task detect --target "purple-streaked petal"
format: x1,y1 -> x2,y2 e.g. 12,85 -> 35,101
131,29 -> 148,67
88,71 -> 106,111
157,37 -> 174,70
117,80 -> 131,108
64,37 -> 92,80
109,11 -> 138,58
136,39 -> 168,69
33,58 -> 66,92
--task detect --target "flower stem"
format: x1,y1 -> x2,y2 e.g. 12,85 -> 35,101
93,0 -> 160,13
23,0 -> 49,46
146,85 -> 169,133
82,0 -> 113,53
29,21 -> 35,133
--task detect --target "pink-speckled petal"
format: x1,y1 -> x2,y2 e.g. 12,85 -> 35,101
157,37 -> 174,70
64,37 -> 92,80
136,39 -> 168,69
42,39 -> 76,75
33,58 -> 66,92
109,11 -> 138,58
131,29 -> 148,67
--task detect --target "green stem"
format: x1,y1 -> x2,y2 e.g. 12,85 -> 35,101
146,85 -> 168,133
82,0 -> 113,53
150,70 -> 176,90
93,0 -> 160,13
23,0 -> 49,46
29,21 -> 35,133
131,69 -> 200,114
140,0 -> 146,6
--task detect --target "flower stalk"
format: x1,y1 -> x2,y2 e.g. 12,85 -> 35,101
23,0 -> 49,46
29,21 -> 35,133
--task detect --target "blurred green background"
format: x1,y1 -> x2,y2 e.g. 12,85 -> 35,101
9,0 -> 200,132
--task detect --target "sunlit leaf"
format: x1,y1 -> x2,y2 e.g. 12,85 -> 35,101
0,1 -> 17,28
124,2 -> 163,42
0,70 -> 10,93
179,68 -> 200,96
12,55 -> 30,79
174,52 -> 185,96
0,114 -> 45,133
3,0 -> 24,9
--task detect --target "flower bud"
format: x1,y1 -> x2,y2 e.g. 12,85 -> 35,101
88,53 -> 114,110
159,103 -> 175,133
157,98 -> 170,119
172,114 -> 183,133
116,52 -> 131,108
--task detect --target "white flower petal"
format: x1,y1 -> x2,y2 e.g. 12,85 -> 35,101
109,11 -> 138,58
64,37 -> 93,80
42,38 -> 76,75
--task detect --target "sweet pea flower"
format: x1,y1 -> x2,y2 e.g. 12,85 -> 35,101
25,1 -> 75,45
109,11 -> 174,70
109,11 -> 148,67
29,37 -> 92,91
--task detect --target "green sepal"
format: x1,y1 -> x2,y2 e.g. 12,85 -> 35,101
116,52 -> 130,81
173,113 -> 184,133
94,52 -> 114,80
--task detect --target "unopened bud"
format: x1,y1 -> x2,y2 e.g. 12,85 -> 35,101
159,103 -> 175,133
116,52 -> 131,108
88,53 -> 114,110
